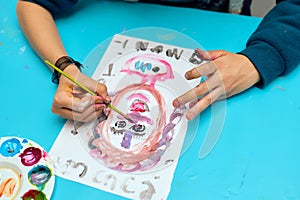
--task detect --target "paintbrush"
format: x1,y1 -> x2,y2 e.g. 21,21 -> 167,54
45,60 -> 134,123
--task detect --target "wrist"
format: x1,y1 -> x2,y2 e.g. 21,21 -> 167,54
51,56 -> 83,84
242,55 -> 261,84
63,63 -> 81,74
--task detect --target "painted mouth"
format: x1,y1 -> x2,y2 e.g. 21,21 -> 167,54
129,99 -> 149,113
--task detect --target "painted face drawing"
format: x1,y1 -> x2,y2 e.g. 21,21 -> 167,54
88,53 -> 181,172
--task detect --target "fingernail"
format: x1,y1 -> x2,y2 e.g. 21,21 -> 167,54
173,100 -> 180,107
186,112 -> 194,120
105,96 -> 111,103
185,72 -> 190,79
95,96 -> 104,104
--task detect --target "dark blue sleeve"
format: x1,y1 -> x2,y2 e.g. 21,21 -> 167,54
239,0 -> 300,88
21,0 -> 78,14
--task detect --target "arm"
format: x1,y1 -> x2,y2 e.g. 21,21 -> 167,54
239,0 -> 300,87
173,0 -> 300,120
16,0 -> 110,122
16,1 -> 68,64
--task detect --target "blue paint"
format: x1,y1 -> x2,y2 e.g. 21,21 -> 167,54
0,138 -> 23,157
135,61 -> 152,73
22,138 -> 29,144
28,165 -> 52,190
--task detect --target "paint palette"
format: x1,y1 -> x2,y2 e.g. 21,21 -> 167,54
0,137 -> 55,200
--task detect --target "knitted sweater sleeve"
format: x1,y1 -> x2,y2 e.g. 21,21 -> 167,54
239,0 -> 300,88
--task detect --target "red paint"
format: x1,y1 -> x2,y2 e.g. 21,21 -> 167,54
19,147 -> 42,166
22,189 -> 47,200
129,100 -> 147,112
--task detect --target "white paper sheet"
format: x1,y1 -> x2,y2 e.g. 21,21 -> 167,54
49,34 -> 202,200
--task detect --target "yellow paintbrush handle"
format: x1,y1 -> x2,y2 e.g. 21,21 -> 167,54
45,60 -> 134,123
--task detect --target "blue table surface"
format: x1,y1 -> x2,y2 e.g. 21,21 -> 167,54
1,0 -> 300,199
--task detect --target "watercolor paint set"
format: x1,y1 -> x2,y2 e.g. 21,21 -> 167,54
0,137 -> 55,200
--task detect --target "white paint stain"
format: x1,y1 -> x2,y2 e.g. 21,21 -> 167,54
18,45 -> 26,54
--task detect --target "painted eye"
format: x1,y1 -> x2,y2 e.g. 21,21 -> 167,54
115,121 -> 126,128
152,66 -> 160,73
130,124 -> 146,132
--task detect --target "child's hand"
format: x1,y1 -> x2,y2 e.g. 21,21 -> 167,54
52,64 -> 111,122
172,50 -> 260,120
